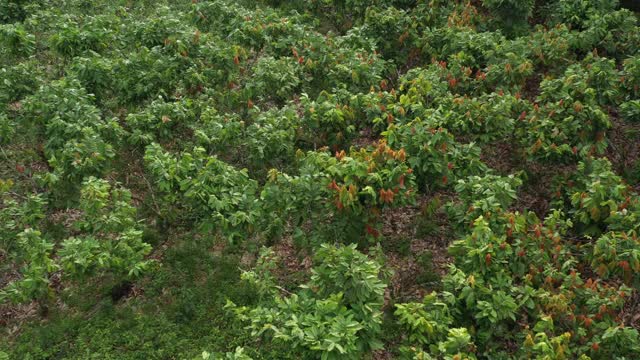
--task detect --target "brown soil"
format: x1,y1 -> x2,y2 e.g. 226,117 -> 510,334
271,239 -> 312,282
605,113 -> 640,188
351,127 -> 379,149
513,161 -> 576,218
522,72 -> 543,102
480,139 -> 521,175
381,193 -> 454,302
622,289 -> 640,331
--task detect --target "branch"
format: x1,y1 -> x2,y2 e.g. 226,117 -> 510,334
141,175 -> 162,218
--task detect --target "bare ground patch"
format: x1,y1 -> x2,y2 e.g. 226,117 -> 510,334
381,193 -> 455,303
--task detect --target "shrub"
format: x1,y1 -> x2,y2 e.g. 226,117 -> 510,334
574,9 -> 639,58
621,55 -> 640,102
227,243 -> 387,359
261,142 -> 415,245
554,0 -> 620,30
126,98 -> 196,146
620,100 -> 640,121
401,210 -> 640,356
21,78 -> 122,190
298,92 -> 357,150
555,158 -> 638,235
0,61 -> 42,110
0,190 -> 47,259
48,15 -> 116,57
194,106 -> 299,173
58,177 -> 152,278
385,120 -> 487,191
144,144 -> 260,241
523,61 -> 612,162
0,0 -> 29,23
587,230 -> 640,286
0,23 -> 35,55
247,56 -> 302,103
1,177 -> 151,306
446,174 -> 522,230
482,0 -> 534,35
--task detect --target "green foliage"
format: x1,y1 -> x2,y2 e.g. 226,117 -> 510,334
129,8 -> 189,48
2,239 -> 291,359
67,53 -> 112,95
395,66 -> 451,112
144,144 -> 260,241
2,0 -> 640,358
201,347 -> 253,360
1,228 -> 56,304
227,243 -> 387,359
0,61 -> 42,110
298,92 -> 357,149
0,189 -> 46,253
579,54 -> 621,106
360,6 -> 416,62
620,100 -> 640,121
622,55 -> 640,97
0,112 -> 15,144
527,25 -> 576,69
248,56 -> 302,102
1,177 -> 151,305
437,93 -> 529,143
0,0 -> 29,23
523,60 -> 612,162
48,16 -> 112,57
261,142 -> 415,244
446,174 -> 522,230
554,0 -> 620,30
573,9 -> 639,58
385,121 -> 487,191
557,158 -> 638,235
415,209 -> 640,356
58,177 -> 152,278
587,230 -> 640,286
110,47 -> 184,104
22,78 -> 122,189
395,293 -> 458,350
482,0 -> 534,35
0,22 -> 35,55
126,97 -> 196,145
194,106 -> 299,172
307,0 -> 382,29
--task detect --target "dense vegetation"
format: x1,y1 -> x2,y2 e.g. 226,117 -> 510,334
1,0 -> 639,358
